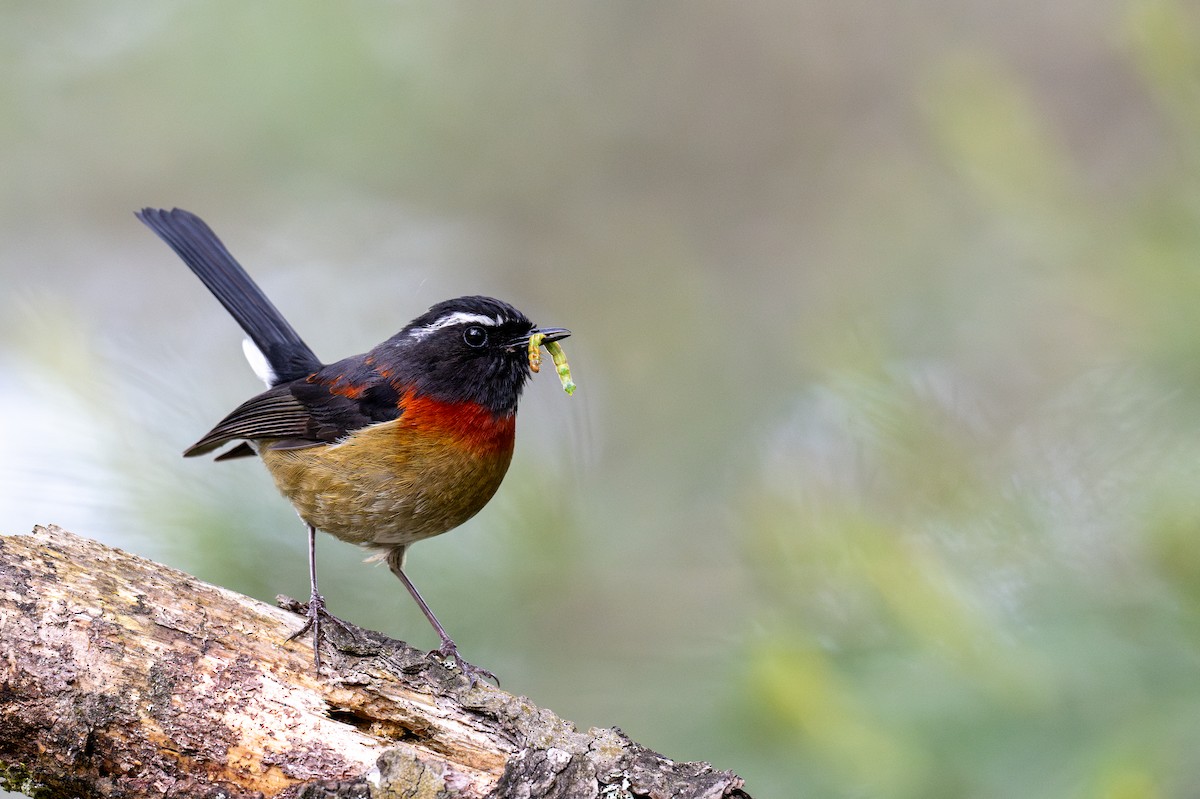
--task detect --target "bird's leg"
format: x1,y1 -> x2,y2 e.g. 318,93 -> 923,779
285,523 -> 334,670
387,550 -> 498,686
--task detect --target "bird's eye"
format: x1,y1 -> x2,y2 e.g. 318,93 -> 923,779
463,326 -> 489,348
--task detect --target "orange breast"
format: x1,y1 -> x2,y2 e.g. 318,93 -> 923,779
259,395 -> 516,549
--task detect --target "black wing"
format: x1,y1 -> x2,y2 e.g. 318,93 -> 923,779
185,356 -> 403,458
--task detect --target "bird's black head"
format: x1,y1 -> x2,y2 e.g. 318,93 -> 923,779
375,296 -> 569,416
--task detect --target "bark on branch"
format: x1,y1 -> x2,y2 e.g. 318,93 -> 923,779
0,525 -> 750,799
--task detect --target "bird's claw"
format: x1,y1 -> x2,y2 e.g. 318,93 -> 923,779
284,592 -> 355,671
432,640 -> 499,687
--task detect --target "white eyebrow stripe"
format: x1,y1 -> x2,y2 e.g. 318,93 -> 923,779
407,311 -> 502,340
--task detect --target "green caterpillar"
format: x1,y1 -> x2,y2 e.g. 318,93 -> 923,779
527,333 -> 577,395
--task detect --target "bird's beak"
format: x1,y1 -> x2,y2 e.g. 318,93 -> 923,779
534,327 -> 571,344
510,327 -> 570,350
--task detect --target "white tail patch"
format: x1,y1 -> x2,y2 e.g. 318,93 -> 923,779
242,338 -> 276,386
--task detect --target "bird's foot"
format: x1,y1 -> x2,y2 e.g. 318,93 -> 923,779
432,639 -> 499,687
283,592 -> 357,671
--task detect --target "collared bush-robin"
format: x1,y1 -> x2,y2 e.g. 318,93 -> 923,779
139,208 -> 570,683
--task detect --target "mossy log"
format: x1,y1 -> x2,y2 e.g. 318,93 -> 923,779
0,525 -> 749,799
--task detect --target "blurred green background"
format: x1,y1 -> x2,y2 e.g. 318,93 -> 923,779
4,2 -> 1200,797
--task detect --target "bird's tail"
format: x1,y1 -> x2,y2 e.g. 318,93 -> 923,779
137,208 -> 321,384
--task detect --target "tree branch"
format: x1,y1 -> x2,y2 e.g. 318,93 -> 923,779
0,525 -> 750,799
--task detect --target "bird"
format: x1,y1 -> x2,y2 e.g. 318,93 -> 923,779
137,207 -> 570,683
